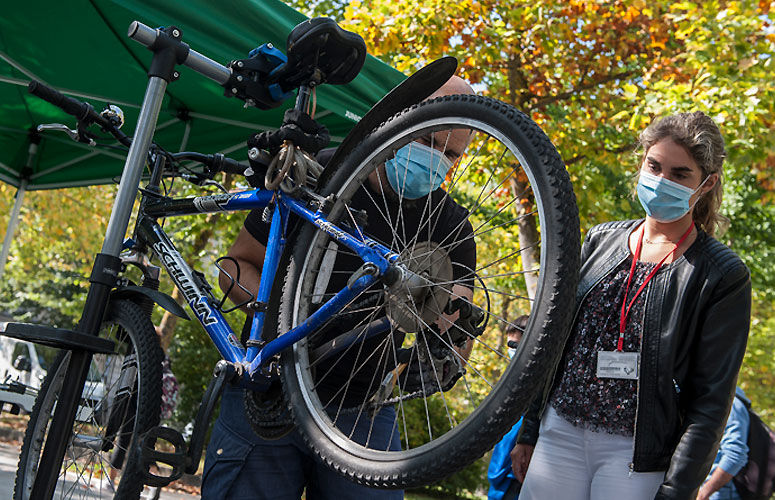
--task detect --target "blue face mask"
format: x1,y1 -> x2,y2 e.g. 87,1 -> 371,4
637,170 -> 709,223
385,142 -> 454,200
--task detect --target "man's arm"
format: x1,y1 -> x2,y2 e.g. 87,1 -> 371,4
218,226 -> 266,313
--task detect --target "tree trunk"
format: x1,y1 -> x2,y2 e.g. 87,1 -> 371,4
498,296 -> 513,350
507,52 -> 540,303
510,176 -> 540,302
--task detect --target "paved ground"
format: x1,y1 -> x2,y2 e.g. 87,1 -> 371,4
0,440 -> 199,499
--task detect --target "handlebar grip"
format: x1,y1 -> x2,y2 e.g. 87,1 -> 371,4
28,80 -> 91,120
214,154 -> 249,175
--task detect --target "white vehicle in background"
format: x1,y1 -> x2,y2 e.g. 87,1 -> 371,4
0,336 -> 48,414
0,319 -> 106,417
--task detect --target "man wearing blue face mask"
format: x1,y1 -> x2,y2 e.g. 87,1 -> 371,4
512,111 -> 751,500
204,76 -> 477,500
384,141 -> 453,199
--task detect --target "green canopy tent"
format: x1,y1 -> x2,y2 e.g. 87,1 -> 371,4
0,0 -> 405,279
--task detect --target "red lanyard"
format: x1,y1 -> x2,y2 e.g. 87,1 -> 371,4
617,224 -> 694,351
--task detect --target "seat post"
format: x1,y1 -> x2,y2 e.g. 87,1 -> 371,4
294,84 -> 311,112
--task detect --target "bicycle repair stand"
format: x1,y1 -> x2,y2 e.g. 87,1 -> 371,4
0,25 -> 193,499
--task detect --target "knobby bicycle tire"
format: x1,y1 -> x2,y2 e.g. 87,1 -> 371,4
15,299 -> 163,500
278,94 -> 581,488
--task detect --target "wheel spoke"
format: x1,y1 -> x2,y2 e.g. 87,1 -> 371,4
16,301 -> 163,500
281,95 -> 579,489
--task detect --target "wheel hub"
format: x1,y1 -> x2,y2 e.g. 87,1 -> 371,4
385,241 -> 453,332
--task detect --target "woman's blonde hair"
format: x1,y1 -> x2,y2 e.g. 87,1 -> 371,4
638,111 -> 728,236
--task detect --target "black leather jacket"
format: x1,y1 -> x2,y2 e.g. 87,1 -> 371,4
517,219 -> 751,500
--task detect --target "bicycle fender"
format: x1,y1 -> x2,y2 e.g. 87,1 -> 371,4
111,286 -> 190,320
318,56 -> 458,186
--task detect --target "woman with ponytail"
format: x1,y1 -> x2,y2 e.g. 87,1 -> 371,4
511,112 -> 751,500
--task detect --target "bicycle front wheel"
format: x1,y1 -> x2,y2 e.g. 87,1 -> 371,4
14,299 -> 163,500
279,94 -> 580,487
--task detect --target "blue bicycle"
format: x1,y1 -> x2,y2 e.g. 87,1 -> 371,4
6,18 -> 580,499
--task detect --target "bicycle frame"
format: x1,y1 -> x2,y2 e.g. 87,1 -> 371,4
137,185 -> 398,386
30,21 -> 396,498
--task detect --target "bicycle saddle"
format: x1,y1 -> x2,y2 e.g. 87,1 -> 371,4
272,17 -> 366,89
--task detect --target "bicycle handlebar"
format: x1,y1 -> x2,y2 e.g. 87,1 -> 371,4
215,155 -> 250,175
28,80 -> 133,148
172,152 -> 249,176
28,80 -> 111,128
127,21 -> 232,85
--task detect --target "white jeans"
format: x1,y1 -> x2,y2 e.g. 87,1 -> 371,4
520,407 -> 665,500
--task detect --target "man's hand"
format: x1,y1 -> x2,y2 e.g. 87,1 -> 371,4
436,285 -> 475,360
510,443 -> 535,482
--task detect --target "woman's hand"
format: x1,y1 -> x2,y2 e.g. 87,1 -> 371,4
510,443 -> 535,482
696,485 -> 712,500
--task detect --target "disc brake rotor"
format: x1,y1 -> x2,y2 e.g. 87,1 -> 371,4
386,241 -> 453,332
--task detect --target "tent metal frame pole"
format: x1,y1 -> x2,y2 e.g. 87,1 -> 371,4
0,178 -> 27,282
0,139 -> 37,282
179,120 -> 191,151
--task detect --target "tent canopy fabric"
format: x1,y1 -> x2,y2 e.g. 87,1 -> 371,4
0,0 -> 405,191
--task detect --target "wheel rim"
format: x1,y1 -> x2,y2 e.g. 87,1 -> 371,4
289,112 -> 560,461
20,320 -> 147,499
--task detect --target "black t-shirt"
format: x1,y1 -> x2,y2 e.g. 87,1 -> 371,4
244,181 -> 476,407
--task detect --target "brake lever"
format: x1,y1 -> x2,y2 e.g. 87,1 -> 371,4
36,123 -> 95,146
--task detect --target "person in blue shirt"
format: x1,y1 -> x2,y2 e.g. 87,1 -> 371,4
698,387 -> 750,500
487,316 -> 528,500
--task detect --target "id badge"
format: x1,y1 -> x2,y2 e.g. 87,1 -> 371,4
597,351 -> 640,380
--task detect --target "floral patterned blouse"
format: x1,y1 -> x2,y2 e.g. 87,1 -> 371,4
549,257 -> 656,437
160,356 -> 179,421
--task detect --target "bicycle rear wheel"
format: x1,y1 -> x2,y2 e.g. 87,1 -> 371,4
279,94 -> 580,487
14,299 -> 163,500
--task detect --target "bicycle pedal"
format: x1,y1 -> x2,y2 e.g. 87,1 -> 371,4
139,425 -> 188,487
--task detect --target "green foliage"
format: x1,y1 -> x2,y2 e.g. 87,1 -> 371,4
0,269 -> 86,329
739,300 -> 775,425
0,184 -> 115,325
407,455 -> 488,499
287,0 -> 349,19
400,398 -> 490,497
166,313 -> 224,427
2,3 -> 775,497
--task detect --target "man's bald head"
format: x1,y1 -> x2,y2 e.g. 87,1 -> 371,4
418,75 -> 476,158
368,76 -> 476,197
428,75 -> 476,100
